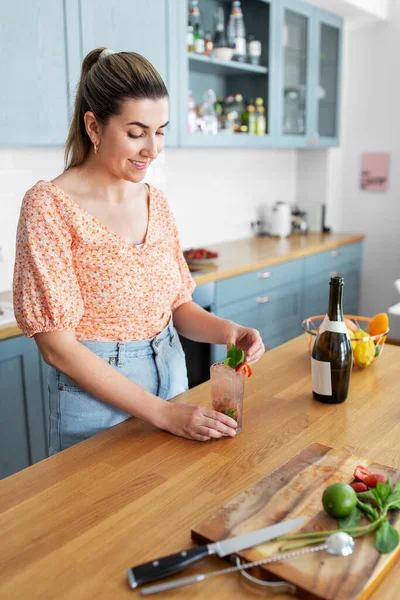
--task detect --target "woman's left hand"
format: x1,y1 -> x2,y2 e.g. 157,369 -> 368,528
224,323 -> 265,366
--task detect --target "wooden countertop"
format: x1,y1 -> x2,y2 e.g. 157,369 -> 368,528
189,232 -> 364,285
1,335 -> 399,600
0,233 -> 364,342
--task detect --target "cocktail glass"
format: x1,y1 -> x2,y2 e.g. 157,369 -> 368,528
210,363 -> 245,433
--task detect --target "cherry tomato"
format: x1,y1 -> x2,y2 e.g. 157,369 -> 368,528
363,474 -> 386,488
351,482 -> 368,493
353,465 -> 372,481
235,362 -> 252,377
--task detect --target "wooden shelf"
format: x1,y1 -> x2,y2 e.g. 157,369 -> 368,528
188,53 -> 268,76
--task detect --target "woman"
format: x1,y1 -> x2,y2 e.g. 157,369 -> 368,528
13,47 -> 265,454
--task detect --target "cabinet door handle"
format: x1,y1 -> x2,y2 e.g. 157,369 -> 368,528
330,250 -> 340,257
257,271 -> 272,279
256,295 -> 270,304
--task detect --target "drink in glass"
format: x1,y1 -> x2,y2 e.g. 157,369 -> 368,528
210,363 -> 245,433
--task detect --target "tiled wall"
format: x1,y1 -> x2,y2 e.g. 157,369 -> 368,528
0,146 -> 297,292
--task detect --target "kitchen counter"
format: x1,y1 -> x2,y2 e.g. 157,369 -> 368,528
189,232 -> 364,285
0,335 -> 399,600
0,233 -> 364,342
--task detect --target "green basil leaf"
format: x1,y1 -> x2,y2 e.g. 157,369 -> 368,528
223,344 -> 245,369
357,500 -> 379,522
394,480 -> 400,494
386,492 -> 400,509
376,479 -> 392,503
375,520 -> 399,554
339,506 -> 363,529
357,490 -> 379,504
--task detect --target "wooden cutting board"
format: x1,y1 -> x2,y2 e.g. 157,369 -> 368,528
191,443 -> 400,600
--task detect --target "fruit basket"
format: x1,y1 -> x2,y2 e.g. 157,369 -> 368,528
302,315 -> 390,369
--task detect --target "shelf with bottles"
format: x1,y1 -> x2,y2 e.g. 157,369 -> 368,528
188,53 -> 268,76
187,90 -> 268,141
187,0 -> 270,73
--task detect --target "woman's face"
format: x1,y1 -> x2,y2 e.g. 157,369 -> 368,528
93,97 -> 169,183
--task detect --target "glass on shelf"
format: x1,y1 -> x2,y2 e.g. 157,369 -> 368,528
211,362 -> 245,433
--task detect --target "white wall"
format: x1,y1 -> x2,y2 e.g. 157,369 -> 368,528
0,146 -> 297,292
337,0 -> 400,318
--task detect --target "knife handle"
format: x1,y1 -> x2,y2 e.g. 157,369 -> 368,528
127,546 -> 211,589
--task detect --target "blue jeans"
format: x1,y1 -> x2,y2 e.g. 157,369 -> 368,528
47,319 -> 188,455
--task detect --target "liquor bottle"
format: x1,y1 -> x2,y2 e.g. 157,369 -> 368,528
187,25 -> 194,53
311,277 -> 353,404
227,1 -> 246,62
213,6 -> 227,49
188,0 -> 200,28
194,23 -> 205,54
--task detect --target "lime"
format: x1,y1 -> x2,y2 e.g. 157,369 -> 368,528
322,483 -> 357,518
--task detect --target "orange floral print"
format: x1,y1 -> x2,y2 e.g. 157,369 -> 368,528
13,181 -> 195,340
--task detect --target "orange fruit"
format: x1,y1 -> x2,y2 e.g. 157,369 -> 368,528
369,312 -> 389,343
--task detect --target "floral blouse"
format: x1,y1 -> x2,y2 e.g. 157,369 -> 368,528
13,180 -> 195,340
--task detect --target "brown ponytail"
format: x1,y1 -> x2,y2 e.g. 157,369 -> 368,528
64,47 -> 168,170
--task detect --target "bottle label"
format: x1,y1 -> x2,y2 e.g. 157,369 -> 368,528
319,314 -> 349,335
311,358 -> 332,395
194,39 -> 205,54
233,38 -> 246,56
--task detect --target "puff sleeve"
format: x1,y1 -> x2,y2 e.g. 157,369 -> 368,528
13,186 -> 84,338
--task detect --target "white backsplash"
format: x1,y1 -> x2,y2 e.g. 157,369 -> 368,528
0,146 -> 297,292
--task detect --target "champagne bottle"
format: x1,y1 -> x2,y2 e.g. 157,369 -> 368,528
311,276 -> 352,404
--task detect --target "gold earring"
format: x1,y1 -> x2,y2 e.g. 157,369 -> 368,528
93,142 -> 99,155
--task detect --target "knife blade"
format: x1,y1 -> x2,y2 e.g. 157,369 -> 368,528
127,516 -> 305,589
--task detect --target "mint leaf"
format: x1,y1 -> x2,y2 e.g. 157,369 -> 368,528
357,489 -> 381,507
221,408 -> 238,422
339,506 -> 363,529
376,479 -> 392,504
223,344 -> 245,369
386,492 -> 400,510
375,520 -> 399,554
357,499 -> 379,522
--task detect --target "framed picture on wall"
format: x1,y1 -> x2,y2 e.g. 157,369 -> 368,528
360,153 -> 390,191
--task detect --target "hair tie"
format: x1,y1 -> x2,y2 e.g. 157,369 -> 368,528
99,48 -> 115,60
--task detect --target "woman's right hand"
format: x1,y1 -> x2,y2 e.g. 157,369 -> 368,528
159,402 -> 237,441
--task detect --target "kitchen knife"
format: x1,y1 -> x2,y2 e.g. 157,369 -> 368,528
127,516 -> 305,589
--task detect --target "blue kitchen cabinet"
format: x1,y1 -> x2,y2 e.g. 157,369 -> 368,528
212,259 -> 303,362
0,336 -> 47,480
78,0 -> 179,147
276,0 -> 343,148
177,0 -> 343,149
0,0 -> 72,145
178,0 -> 280,148
302,242 -> 364,320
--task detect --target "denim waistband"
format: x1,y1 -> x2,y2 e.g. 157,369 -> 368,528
78,317 -> 175,366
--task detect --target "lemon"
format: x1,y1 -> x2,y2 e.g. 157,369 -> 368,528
322,483 -> 357,518
353,328 -> 375,367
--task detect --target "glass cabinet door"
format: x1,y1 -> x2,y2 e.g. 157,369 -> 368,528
316,13 -> 342,142
278,0 -> 313,145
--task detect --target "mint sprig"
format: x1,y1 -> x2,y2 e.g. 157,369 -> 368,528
277,477 -> 400,554
224,344 -> 245,369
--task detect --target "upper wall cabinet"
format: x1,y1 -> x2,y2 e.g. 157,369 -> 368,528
178,0 -> 280,148
313,9 -> 343,147
0,0 -> 70,145
78,0 -> 178,146
178,0 -> 343,149
275,1 -> 342,147
0,0 -> 342,149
